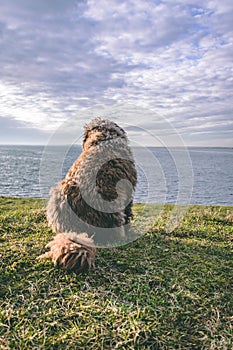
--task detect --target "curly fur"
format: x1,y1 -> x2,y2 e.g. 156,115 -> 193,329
38,233 -> 96,272
39,117 -> 137,272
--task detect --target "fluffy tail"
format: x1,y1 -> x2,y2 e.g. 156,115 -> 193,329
38,233 -> 96,273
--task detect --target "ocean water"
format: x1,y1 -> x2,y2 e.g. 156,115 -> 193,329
0,145 -> 232,206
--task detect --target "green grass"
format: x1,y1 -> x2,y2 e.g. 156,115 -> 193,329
0,197 -> 232,349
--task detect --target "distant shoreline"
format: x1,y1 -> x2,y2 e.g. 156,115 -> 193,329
1,196 -> 232,208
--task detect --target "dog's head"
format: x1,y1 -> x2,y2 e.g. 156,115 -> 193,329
82,117 -> 127,150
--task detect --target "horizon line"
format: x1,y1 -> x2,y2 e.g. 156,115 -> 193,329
0,144 -> 232,149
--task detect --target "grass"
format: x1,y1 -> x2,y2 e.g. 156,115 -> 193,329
0,196 -> 232,349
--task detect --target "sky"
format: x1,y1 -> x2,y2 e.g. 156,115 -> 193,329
0,0 -> 232,146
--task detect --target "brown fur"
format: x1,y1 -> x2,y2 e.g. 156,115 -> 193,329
38,233 -> 96,272
38,118 -> 137,272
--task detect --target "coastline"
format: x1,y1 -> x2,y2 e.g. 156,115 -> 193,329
0,195 -> 232,208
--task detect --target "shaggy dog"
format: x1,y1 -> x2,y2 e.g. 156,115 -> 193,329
39,118 -> 137,273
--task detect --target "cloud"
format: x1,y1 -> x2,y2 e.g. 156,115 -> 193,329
0,0 -> 232,146
0,116 -> 49,144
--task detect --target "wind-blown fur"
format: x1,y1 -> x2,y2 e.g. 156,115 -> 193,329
38,117 -> 137,273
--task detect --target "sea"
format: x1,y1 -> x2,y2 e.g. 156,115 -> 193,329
0,145 -> 232,206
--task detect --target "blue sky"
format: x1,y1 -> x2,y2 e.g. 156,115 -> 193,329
0,0 -> 232,146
